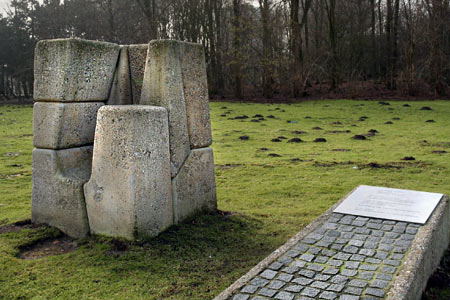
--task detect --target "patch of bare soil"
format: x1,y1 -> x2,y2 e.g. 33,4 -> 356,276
18,236 -> 78,260
313,161 -> 430,169
216,164 -> 244,169
326,130 -> 351,134
0,219 -> 34,234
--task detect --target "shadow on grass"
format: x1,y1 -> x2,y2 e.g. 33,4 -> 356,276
4,212 -> 273,299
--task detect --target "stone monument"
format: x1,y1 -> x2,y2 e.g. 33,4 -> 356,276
32,38 -> 217,240
215,186 -> 449,300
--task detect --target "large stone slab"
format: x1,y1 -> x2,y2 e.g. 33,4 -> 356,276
34,38 -> 120,102
33,102 -> 104,149
334,185 -> 444,224
84,105 -> 173,240
180,42 -> 212,148
140,40 -> 190,177
32,146 -> 92,238
214,187 -> 450,300
128,44 -> 148,104
107,46 -> 132,105
172,147 -> 217,224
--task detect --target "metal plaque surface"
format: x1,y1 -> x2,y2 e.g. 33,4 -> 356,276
334,185 -> 444,224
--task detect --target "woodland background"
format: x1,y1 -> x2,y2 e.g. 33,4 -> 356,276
0,0 -> 449,101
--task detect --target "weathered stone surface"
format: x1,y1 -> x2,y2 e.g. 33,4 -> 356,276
140,40 -> 190,177
34,38 -> 119,102
107,46 -> 132,105
84,105 -> 173,240
128,44 -> 148,104
33,102 -> 103,149
32,146 -> 92,238
172,147 -> 217,223
180,42 -> 212,148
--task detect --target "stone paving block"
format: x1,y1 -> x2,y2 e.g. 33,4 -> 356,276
311,281 -> 330,290
291,260 -> 306,268
307,264 -> 324,272
276,273 -> 294,282
301,287 -> 320,297
344,261 -> 360,269
323,267 -> 339,275
241,285 -> 258,294
314,256 -> 329,264
315,274 -> 331,281
299,253 -> 315,262
278,256 -> 293,265
32,146 -> 92,238
299,270 -> 315,278
180,42 -> 213,149
330,275 -> 349,284
343,287 -> 362,296
250,277 -> 269,287
107,46 -> 132,105
269,262 -> 284,271
319,291 -> 337,300
292,277 -> 313,285
84,105 -> 173,239
341,269 -> 357,277
33,102 -> 103,149
232,295 -> 249,300
34,38 -> 119,101
365,258 -> 381,264
348,279 -> 367,288
286,249 -> 301,257
140,40 -> 190,177
358,271 -> 374,280
275,291 -> 294,300
258,288 -> 277,297
350,254 -> 365,262
370,279 -> 389,289
260,270 -> 278,280
365,287 -> 385,297
282,266 -> 300,274
172,147 -> 217,223
127,44 -> 148,104
284,285 -> 302,292
327,284 -> 345,292
360,264 -> 378,271
268,280 -> 286,290
376,273 -> 393,281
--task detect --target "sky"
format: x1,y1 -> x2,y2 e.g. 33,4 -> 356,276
0,0 -> 9,16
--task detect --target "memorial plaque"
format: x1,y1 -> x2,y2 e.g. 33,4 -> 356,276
334,185 -> 444,224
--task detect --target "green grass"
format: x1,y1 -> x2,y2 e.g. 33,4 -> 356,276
1,100 -> 450,299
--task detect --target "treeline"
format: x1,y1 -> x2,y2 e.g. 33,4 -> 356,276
0,0 -> 449,100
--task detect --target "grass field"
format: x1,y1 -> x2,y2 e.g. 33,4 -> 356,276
1,100 -> 450,299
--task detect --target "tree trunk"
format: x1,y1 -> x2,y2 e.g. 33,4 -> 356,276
214,0 -> 225,93
370,0 -> 377,78
324,0 -> 339,90
232,0 -> 243,99
291,0 -> 312,97
259,0 -> 273,98
134,0 -> 158,39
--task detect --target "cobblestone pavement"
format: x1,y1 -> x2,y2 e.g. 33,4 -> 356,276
230,213 -> 421,300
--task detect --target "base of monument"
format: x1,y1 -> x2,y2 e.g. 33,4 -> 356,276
214,187 -> 450,300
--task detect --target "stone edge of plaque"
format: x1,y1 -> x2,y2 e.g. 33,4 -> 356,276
333,185 -> 444,224
213,187 -> 450,300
